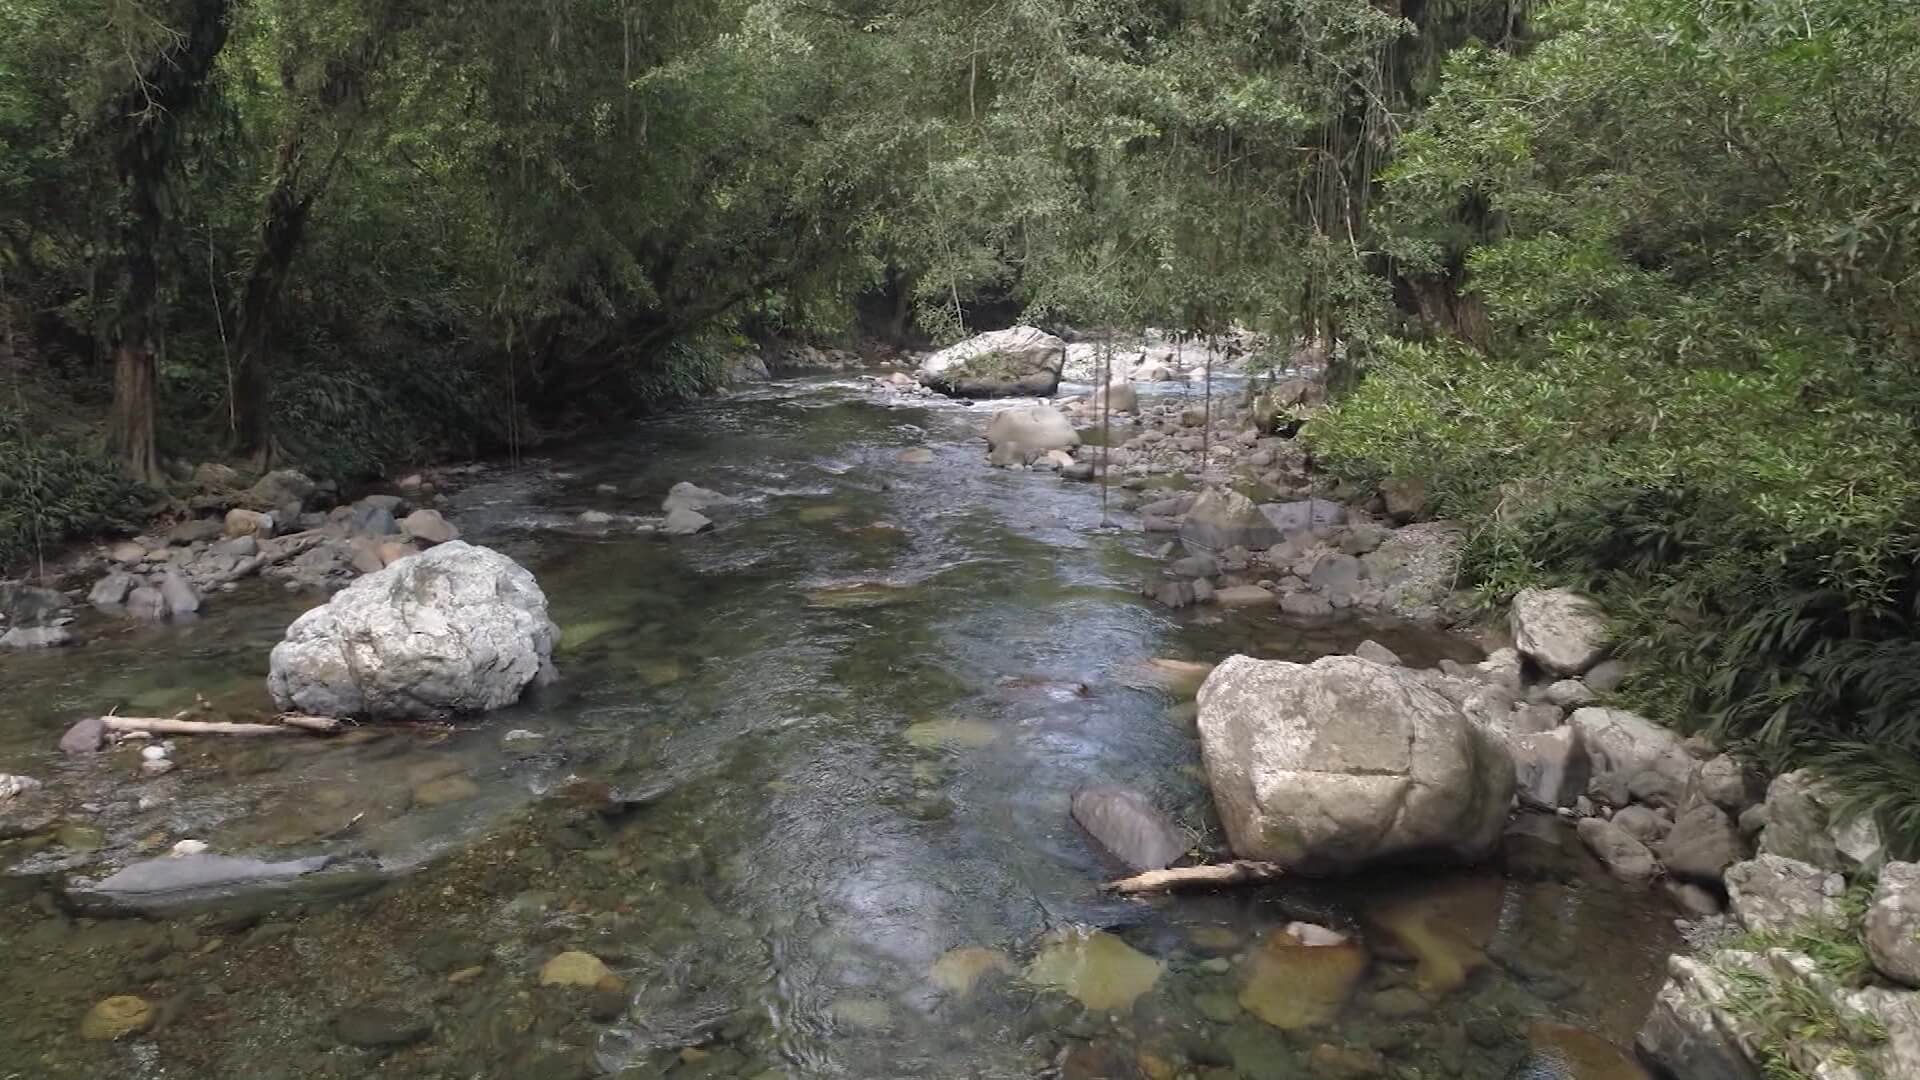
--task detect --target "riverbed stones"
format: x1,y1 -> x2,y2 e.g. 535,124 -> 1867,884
1511,727 -> 1588,810
1568,708 -> 1693,808
332,1006 -> 432,1048
1354,640 -> 1401,666
224,508 -> 275,538
1724,855 -> 1845,934
268,541 -> 558,720
1237,924 -> 1368,1030
984,404 -> 1079,457
1196,654 -> 1515,873
1696,755 -> 1766,815
930,947 -> 1014,995
247,469 -> 315,516
919,326 -> 1067,397
1213,584 -> 1278,608
1611,805 -> 1672,846
400,509 -> 458,546
1660,803 -> 1746,885
1510,588 -> 1608,676
1866,862 -> 1920,987
60,716 -> 107,755
89,571 -> 136,609
1757,769 -> 1885,874
81,995 -> 155,1041
158,569 -> 201,617
1025,928 -> 1161,1010
1181,488 -> 1280,553
539,950 -> 620,991
1576,818 -> 1658,883
1636,953 -> 1762,1080
1070,785 -> 1187,872
72,853 -> 334,913
1545,679 -> 1597,708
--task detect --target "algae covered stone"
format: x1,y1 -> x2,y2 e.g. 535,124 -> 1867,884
1024,927 -> 1162,1010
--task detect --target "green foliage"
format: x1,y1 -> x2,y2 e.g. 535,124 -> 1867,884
1312,0 -> 1920,844
0,387 -> 141,568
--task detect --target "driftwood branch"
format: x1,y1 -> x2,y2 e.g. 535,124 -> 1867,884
102,713 -> 342,737
1103,860 -> 1283,896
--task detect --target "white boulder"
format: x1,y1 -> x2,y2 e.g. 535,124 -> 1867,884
267,541 -> 557,720
918,326 -> 1067,398
1510,587 -> 1609,675
1196,654 -> 1514,874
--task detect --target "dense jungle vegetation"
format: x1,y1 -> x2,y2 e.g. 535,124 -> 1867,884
4,0 -> 1919,839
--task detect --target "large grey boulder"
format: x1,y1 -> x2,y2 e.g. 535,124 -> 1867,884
1180,488 -> 1281,553
984,405 -> 1079,458
1196,654 -> 1514,874
1568,708 -> 1694,807
1758,769 -> 1886,874
1511,727 -> 1588,810
1510,587 -> 1608,675
267,541 -> 557,720
1637,953 -> 1767,1080
1866,862 -> 1920,988
1660,802 -> 1746,885
918,326 -> 1067,398
1576,818 -> 1658,883
1358,522 -> 1466,623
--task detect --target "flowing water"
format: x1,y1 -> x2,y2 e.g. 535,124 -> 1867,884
0,376 -> 1677,1078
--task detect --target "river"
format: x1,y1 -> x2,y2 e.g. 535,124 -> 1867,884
0,374 -> 1676,1078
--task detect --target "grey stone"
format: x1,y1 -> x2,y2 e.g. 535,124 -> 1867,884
661,482 -> 735,515
168,518 -> 225,545
1070,785 -> 1187,872
1569,708 -> 1694,807
247,469 -> 315,514
1724,855 -> 1845,934
1510,587 -> 1609,675
349,503 -> 400,538
1758,769 -> 1886,874
399,509 -> 458,546
75,853 -> 335,913
125,585 -> 168,621
1259,498 -> 1347,535
1576,818 -> 1658,882
1307,552 -> 1363,592
210,535 -> 257,559
1661,803 -> 1746,885
158,570 -> 201,617
1509,703 -> 1564,735
1636,953 -> 1766,1080
1169,554 -> 1218,579
663,507 -> 713,536
1279,592 -> 1333,617
1353,640 -> 1401,667
1544,679 -> 1596,708
1196,654 -> 1515,873
59,717 -> 107,755
1358,521 -> 1467,623
1697,755 -> 1766,815
1628,767 -> 1688,811
1181,488 -> 1281,552
984,404 -> 1080,457
1583,659 -> 1630,693
1511,727 -> 1588,810
1865,861 -> 1920,987
1611,805 -> 1673,846
268,541 -> 557,721
89,572 -> 137,610
332,1006 -> 432,1048
1665,880 -> 1724,917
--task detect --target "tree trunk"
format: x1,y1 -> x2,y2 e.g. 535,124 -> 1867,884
231,175 -> 313,462
107,345 -> 161,484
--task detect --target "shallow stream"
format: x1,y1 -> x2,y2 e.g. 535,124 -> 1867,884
0,376 -> 1676,1078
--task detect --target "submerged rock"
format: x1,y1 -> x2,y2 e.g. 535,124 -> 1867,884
74,853 -> 334,912
81,995 -> 155,1041
661,481 -> 735,515
930,947 -> 1014,995
1238,924 -> 1368,1030
1069,785 -> 1187,872
1024,927 -> 1162,1010
1196,654 -> 1515,873
267,541 -> 558,720
918,326 -> 1067,398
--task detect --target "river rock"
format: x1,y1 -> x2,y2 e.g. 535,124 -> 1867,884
168,517 -> 226,545
1070,785 -> 1187,872
1724,855 -> 1845,934
248,469 -> 315,514
663,507 -> 713,536
1354,640 -> 1401,666
1866,862 -> 1920,987
268,541 -> 558,720
662,482 -> 735,514
1544,679 -> 1596,708
539,950 -> 620,991
1568,708 -> 1693,807
1260,497 -> 1346,535
1214,584 -> 1277,608
349,502 -> 399,538
1757,769 -> 1885,874
984,404 -> 1079,456
1196,654 -> 1514,873
1660,803 -> 1745,885
125,585 -> 168,621
1380,476 -> 1427,522
1089,379 -> 1137,414
81,995 -> 155,1041
1636,952 -> 1765,1080
1611,805 -> 1671,846
1511,727 -> 1588,810
89,571 -> 136,609
400,509 -> 458,546
60,716 -> 107,755
1510,588 -> 1608,676
1696,755 -> 1766,815
1181,488 -> 1281,553
1576,818 -> 1657,883
1359,521 -> 1466,623
919,326 -> 1067,397
225,508 -> 275,538
158,570 -> 201,617
73,853 -> 334,913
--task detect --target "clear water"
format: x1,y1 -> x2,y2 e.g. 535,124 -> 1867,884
0,377 -> 1674,1078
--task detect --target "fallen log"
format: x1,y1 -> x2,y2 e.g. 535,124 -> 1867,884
101,714 -> 341,738
1102,860 -> 1283,896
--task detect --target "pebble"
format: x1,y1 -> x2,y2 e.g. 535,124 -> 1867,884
80,995 -> 154,1040
538,950 -> 619,991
